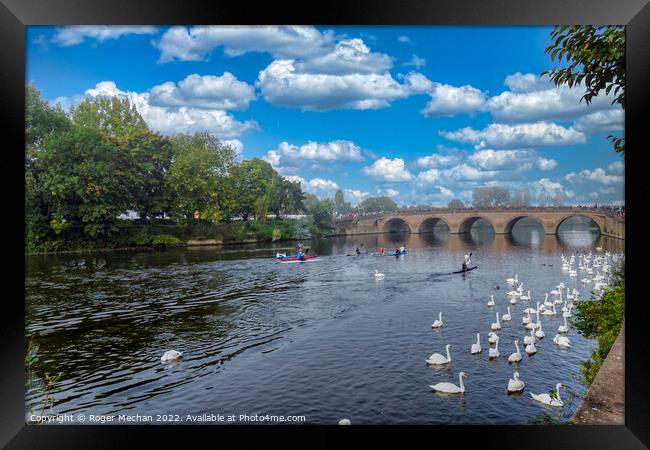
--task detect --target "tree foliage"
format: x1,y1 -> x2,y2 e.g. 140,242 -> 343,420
543,25 -> 625,153
472,187 -> 511,208
447,198 -> 465,209
357,196 -> 398,213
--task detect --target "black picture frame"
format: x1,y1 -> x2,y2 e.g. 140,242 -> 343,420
2,0 -> 648,447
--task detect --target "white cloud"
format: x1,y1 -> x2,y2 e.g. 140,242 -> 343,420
536,158 -> 558,171
421,83 -> 486,117
52,26 -> 157,47
403,54 -> 426,68
362,157 -> 413,182
344,189 -> 370,205
416,168 -> 441,184
440,122 -> 586,149
296,38 -> 392,75
537,178 -> 564,193
256,59 -> 430,111
565,168 -> 624,185
467,149 -> 534,170
285,175 -> 339,198
154,25 -> 334,63
148,73 -> 256,111
573,109 -> 624,132
385,188 -> 399,197
222,139 -> 244,155
263,140 -> 363,172
503,72 -> 553,93
441,164 -> 501,182
608,161 -> 624,173
81,81 -> 257,138
397,35 -> 411,43
415,151 -> 463,169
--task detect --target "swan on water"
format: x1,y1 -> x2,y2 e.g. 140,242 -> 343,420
374,270 -> 385,279
471,333 -> 482,354
531,383 -> 564,406
558,315 -> 569,334
487,295 -> 495,307
525,338 -> 537,355
543,293 -> 553,308
524,328 -> 535,346
535,320 -> 545,339
508,340 -> 522,363
489,336 -> 500,359
426,344 -> 452,365
488,331 -> 499,344
491,312 -> 501,331
519,290 -> 531,301
507,371 -> 525,393
553,334 -> 571,347
338,419 -> 351,425
510,295 -> 518,305
506,275 -> 518,286
502,307 -> 512,322
541,302 -> 556,316
522,310 -> 532,325
562,306 -> 573,319
430,371 -> 467,394
431,312 -> 444,328
161,350 -> 183,363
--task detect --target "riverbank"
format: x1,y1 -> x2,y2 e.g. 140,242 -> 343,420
572,322 -> 625,424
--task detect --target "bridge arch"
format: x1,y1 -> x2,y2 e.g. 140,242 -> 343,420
458,216 -> 495,234
417,217 -> 450,233
382,217 -> 412,233
555,214 -> 602,236
504,216 -> 545,234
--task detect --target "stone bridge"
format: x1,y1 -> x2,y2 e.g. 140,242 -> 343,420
334,209 -> 624,239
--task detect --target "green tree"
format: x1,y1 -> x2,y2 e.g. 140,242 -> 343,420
333,189 -> 352,215
229,158 -> 278,220
268,177 -> 305,219
543,26 -> 625,153
72,96 -> 147,138
166,133 -> 237,222
447,198 -> 465,209
358,196 -> 398,213
307,198 -> 334,234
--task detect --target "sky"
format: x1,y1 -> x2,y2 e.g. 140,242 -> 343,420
26,25 -> 625,207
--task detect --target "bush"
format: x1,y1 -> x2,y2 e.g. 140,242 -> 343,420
272,227 -> 282,241
152,234 -> 182,247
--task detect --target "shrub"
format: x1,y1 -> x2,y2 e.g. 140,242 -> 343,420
152,234 -> 182,247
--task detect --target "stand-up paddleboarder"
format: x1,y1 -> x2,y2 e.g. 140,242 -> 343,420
462,252 -> 472,272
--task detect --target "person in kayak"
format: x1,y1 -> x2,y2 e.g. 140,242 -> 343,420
379,247 -> 384,255
462,252 -> 472,272
399,246 -> 405,254
355,247 -> 361,255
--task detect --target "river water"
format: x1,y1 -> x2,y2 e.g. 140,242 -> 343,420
25,218 -> 624,424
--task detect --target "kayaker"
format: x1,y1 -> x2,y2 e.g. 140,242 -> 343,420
399,246 -> 405,254
379,247 -> 384,255
355,247 -> 361,255
462,252 -> 472,272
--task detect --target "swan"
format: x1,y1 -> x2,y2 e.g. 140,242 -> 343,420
491,312 -> 501,331
507,371 -> 525,393
543,293 -> 553,308
488,331 -> 498,344
430,371 -> 467,394
508,340 -> 522,363
531,383 -> 564,406
563,306 -> 573,319
471,333 -> 482,354
558,315 -> 569,334
535,320 -> 545,339
489,336 -> 500,359
510,295 -> 518,305
374,270 -> 385,279
541,302 -> 556,316
523,306 -> 537,315
525,338 -> 537,355
487,295 -> 495,307
524,328 -> 535,346
519,290 -> 531,301
522,310 -> 532,325
431,312 -> 443,328
161,350 -> 183,363
502,307 -> 512,322
426,344 -> 452,365
554,334 -> 571,347
506,274 -> 518,286
338,419 -> 351,425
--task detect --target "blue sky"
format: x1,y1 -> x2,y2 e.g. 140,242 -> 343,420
26,25 -> 625,207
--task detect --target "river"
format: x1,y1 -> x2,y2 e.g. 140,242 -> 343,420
25,217 -> 624,424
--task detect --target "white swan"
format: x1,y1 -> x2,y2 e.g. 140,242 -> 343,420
506,274 -> 518,286
491,312 -> 501,330
519,290 -> 531,301
558,315 -> 569,334
554,334 -> 571,347
431,312 -> 443,328
531,383 -> 564,406
522,310 -> 532,325
471,333 -> 482,354
487,295 -> 495,307
525,338 -> 537,355
502,306 -> 512,321
541,302 -> 556,316
426,344 -> 452,365
374,269 -> 385,279
543,293 -> 553,308
507,371 -> 525,393
489,336 -> 500,359
535,320 -> 545,339
488,331 -> 499,344
510,295 -> 518,305
508,340 -> 522,363
430,371 -> 467,394
524,328 -> 535,346
338,419 -> 351,425
161,350 -> 183,363
523,306 -> 537,315
562,307 -> 573,319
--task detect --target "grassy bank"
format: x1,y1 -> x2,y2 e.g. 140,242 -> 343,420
26,218 -> 312,254
572,262 -> 625,385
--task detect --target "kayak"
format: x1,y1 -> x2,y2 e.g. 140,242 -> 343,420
277,255 -> 318,262
451,265 -> 478,274
385,250 -> 408,256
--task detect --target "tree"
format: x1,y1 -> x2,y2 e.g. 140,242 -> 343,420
448,198 -> 465,209
472,187 -> 511,208
307,198 -> 334,234
268,177 -> 305,218
539,192 -> 547,207
358,196 -> 398,213
543,26 -> 625,153
553,192 -> 565,207
166,133 -> 238,222
72,96 -> 148,138
228,158 -> 278,220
